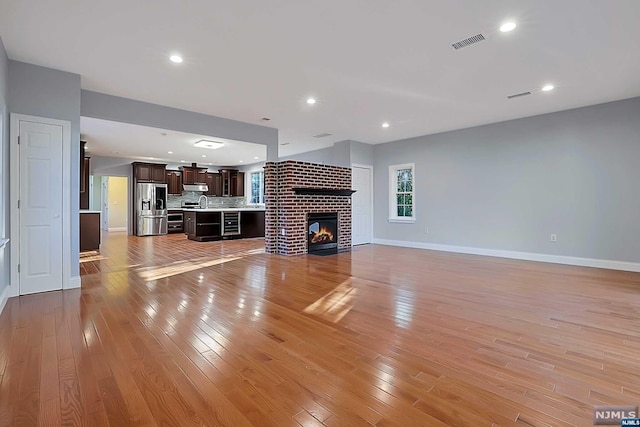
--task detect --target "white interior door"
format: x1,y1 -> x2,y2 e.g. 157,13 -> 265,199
19,120 -> 63,294
352,165 -> 373,245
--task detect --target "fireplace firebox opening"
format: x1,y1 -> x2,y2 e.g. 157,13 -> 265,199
308,212 -> 338,255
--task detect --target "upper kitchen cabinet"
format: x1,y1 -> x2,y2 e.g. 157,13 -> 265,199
205,172 -> 222,196
181,163 -> 208,185
80,141 -> 90,209
133,162 -> 166,183
197,168 -> 208,184
220,169 -> 244,197
166,170 -> 182,195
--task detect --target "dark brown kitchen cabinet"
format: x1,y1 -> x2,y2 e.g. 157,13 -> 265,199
166,170 -> 182,195
220,169 -> 244,196
80,212 -> 101,252
196,168 -> 207,184
80,141 -> 87,193
185,211 -> 222,242
183,211 -> 196,236
240,211 -> 265,238
181,164 -> 208,185
152,165 -> 166,182
133,162 -> 166,183
205,173 -> 222,196
80,141 -> 90,209
233,172 -> 244,197
182,167 -> 195,185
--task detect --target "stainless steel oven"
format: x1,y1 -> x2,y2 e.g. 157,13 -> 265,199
167,210 -> 184,233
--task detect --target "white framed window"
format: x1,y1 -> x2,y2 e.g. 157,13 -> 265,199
388,163 -> 415,223
249,170 -> 265,204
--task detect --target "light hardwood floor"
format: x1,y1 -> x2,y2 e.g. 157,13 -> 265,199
1,232 -> 640,426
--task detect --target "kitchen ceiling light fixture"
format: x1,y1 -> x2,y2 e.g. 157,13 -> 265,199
542,84 -> 555,92
168,151 -> 173,154
254,156 -> 259,160
194,139 -> 224,149
239,160 -> 244,163
201,154 -> 207,158
382,122 -> 390,128
306,97 -> 317,105
169,54 -> 183,63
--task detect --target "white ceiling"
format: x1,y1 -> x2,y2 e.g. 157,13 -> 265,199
2,1 -> 640,156
81,117 -> 266,166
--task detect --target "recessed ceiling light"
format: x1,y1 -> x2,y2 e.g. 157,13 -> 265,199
168,151 -> 173,154
382,122 -> 390,128
202,155 -> 207,158
239,160 -> 244,163
500,22 -> 517,32
169,54 -> 183,63
542,84 -> 555,92
180,160 -> 186,163
254,156 -> 259,160
306,97 -> 316,105
194,139 -> 224,150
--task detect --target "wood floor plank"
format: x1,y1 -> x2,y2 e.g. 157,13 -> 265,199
1,232 -> 639,426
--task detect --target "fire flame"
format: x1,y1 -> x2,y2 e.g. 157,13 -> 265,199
311,227 -> 334,244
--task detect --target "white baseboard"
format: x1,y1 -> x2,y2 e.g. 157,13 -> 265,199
108,227 -> 127,232
0,284 -> 10,316
65,276 -> 82,290
372,238 -> 640,273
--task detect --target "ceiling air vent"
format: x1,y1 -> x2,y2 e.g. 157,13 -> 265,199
451,33 -> 485,50
507,91 -> 532,99
313,133 -> 332,138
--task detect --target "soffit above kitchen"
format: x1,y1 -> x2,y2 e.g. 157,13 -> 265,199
81,117 -> 266,167
2,1 -> 640,157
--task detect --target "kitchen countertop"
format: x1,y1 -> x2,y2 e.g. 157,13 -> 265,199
181,207 -> 265,212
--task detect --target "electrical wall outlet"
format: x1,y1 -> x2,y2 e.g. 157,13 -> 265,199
550,234 -> 557,242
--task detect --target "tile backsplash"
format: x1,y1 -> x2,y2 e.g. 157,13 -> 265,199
168,193 -> 247,209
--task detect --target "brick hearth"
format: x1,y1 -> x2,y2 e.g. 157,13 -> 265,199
264,160 -> 352,255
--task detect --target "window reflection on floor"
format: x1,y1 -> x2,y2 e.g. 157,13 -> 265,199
303,277 -> 357,323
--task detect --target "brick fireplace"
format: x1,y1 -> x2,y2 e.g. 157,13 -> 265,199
264,161 -> 352,255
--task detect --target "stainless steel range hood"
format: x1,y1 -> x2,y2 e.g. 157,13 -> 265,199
183,184 -> 208,192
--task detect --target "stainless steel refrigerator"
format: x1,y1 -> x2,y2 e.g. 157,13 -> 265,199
136,183 -> 168,236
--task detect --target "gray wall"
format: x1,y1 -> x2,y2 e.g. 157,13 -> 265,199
280,146 -> 335,164
373,96 -> 640,263
8,61 -> 82,277
8,61 -> 82,276
350,140 -> 374,166
91,156 -> 135,234
281,140 -> 374,167
81,90 -> 279,161
0,37 -> 9,297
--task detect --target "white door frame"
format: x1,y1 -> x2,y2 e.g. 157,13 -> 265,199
10,113 -> 74,297
351,163 -> 374,245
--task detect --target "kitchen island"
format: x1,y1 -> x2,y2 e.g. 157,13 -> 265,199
80,210 -> 101,252
182,208 -> 265,242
